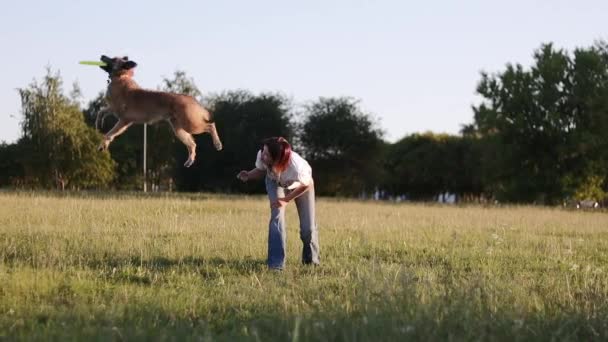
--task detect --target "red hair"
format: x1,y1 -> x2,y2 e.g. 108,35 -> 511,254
262,137 -> 292,172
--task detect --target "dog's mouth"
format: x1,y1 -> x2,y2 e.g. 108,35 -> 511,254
100,55 -> 113,74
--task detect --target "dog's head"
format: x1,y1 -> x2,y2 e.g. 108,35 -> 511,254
100,55 -> 138,78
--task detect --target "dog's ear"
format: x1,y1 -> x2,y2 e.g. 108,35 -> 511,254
123,61 -> 137,70
122,56 -> 129,61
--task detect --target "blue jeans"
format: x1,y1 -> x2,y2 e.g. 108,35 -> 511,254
266,176 -> 320,269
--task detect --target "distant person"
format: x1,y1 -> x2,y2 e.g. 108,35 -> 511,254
237,137 -> 320,270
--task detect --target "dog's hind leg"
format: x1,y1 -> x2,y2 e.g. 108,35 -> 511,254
99,119 -> 133,151
99,110 -> 114,131
95,107 -> 116,131
171,122 -> 197,167
95,108 -> 108,130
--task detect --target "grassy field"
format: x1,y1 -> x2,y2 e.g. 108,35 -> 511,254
0,191 -> 607,341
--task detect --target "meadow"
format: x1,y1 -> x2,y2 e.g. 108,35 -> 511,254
0,191 -> 607,341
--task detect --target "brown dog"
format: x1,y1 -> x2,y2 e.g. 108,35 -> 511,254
96,55 -> 222,167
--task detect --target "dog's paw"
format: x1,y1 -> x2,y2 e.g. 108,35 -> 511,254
98,139 -> 110,152
183,158 -> 194,168
214,141 -> 223,151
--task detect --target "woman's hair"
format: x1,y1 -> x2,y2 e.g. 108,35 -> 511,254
262,137 -> 292,172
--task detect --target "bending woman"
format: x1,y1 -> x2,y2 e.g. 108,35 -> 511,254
237,137 -> 320,270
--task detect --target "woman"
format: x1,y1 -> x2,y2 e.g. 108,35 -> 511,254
237,137 -> 320,270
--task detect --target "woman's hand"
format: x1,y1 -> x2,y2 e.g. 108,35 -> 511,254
236,170 -> 249,182
271,198 -> 289,209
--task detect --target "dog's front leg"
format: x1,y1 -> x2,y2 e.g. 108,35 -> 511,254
98,119 -> 133,151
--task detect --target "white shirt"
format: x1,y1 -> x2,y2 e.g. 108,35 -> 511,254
255,150 -> 313,189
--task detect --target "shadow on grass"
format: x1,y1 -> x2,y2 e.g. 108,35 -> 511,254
83,255 -> 269,286
4,296 -> 608,342
96,255 -> 266,272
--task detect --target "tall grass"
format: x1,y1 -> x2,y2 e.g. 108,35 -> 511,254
0,192 -> 607,341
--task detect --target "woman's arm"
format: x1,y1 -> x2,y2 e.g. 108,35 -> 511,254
271,182 -> 311,209
284,183 -> 310,202
237,168 -> 266,182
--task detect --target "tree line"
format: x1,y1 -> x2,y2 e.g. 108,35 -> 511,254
1,41 -> 607,204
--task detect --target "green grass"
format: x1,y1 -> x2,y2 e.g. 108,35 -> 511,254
0,191 -> 607,341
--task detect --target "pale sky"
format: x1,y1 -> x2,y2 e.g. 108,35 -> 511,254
1,0 -> 606,143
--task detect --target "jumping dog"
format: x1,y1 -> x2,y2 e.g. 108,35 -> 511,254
96,55 -> 222,167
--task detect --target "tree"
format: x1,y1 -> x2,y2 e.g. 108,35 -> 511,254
470,42 -> 608,203
300,97 -> 385,196
384,133 -> 483,201
160,70 -> 202,99
0,143 -> 25,187
561,43 -> 608,201
18,68 -> 115,190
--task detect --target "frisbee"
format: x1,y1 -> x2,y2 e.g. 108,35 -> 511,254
79,61 -> 107,66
